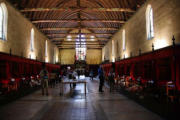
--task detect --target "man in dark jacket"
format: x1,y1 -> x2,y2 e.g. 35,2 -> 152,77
98,66 -> 104,92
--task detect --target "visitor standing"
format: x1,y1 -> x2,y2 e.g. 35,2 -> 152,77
39,63 -> 49,96
108,69 -> 115,92
89,69 -> 94,80
98,65 -> 104,92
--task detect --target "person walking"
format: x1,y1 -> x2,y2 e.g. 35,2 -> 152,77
108,69 -> 115,92
77,69 -> 80,79
98,65 -> 104,92
39,63 -> 49,96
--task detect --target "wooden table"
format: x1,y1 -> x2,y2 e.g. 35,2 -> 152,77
60,80 -> 87,96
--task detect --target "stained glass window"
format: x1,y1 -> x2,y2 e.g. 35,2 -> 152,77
76,35 -> 86,60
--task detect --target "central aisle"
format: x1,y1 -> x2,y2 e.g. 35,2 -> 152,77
0,76 -> 164,120
40,76 -> 164,120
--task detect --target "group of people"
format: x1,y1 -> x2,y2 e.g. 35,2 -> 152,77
39,64 -> 115,96
98,65 -> 115,92
39,63 -> 61,96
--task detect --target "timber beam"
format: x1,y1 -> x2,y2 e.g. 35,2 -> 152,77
56,43 -> 105,45
41,27 -> 119,31
50,38 -> 109,40
52,41 -> 106,43
32,19 -> 125,23
59,47 -> 102,49
49,36 -> 110,39
21,7 -> 135,13
47,33 -> 112,36
57,44 -> 103,46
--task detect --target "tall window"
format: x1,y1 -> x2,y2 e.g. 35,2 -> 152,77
112,40 -> 114,56
146,5 -> 154,40
53,47 -> 57,63
112,40 -> 115,62
45,40 -> 48,57
116,40 -> 119,57
76,35 -> 86,60
30,28 -> 34,52
45,40 -> 48,62
122,29 -> 126,51
0,3 -> 8,40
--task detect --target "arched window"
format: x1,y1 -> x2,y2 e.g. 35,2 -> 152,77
45,40 -> 48,57
146,5 -> 154,40
76,35 -> 86,60
30,28 -> 34,52
45,40 -> 48,62
0,3 -> 8,40
112,40 -> 115,62
53,47 -> 56,63
116,40 -> 119,56
122,29 -> 126,51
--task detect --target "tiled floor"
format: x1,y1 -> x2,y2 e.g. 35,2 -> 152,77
0,76 -> 164,120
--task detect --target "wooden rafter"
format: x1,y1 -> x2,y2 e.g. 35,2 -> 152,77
8,0 -> 146,50
56,43 -> 105,46
58,46 -> 102,47
51,37 -> 108,40
58,45 -> 103,47
52,39 -> 106,41
50,36 -> 110,39
54,41 -> 105,45
47,33 -> 112,36
59,47 -> 102,49
51,40 -> 108,43
52,41 -> 106,43
32,19 -> 125,23
51,40 -> 108,42
21,7 -> 135,12
41,27 -> 119,31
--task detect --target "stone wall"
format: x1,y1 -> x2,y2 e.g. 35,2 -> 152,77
59,49 -> 102,65
59,49 -> 75,65
0,0 -> 59,63
86,49 -> 102,64
103,0 -> 180,62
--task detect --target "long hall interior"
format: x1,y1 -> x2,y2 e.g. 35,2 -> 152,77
0,0 -> 180,120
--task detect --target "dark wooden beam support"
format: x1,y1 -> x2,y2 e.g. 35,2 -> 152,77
52,41 -> 106,43
21,7 -> 135,13
51,38 -> 108,40
50,35 -> 110,38
56,43 -> 105,45
32,19 -> 125,23
47,33 -> 112,37
58,46 -> 102,48
41,27 -> 119,31
55,43 -> 106,45
58,46 -> 102,47
59,47 -> 102,49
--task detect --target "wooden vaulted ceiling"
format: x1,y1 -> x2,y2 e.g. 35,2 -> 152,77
8,0 -> 145,49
